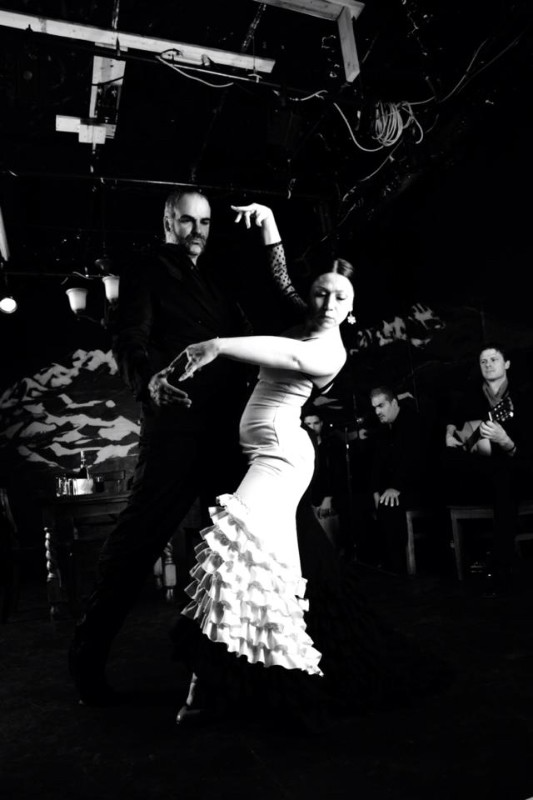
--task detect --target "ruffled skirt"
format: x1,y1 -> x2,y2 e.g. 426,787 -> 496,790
172,496 -> 454,731
180,493 -> 323,676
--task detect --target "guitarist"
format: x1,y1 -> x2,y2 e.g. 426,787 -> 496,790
442,342 -> 533,596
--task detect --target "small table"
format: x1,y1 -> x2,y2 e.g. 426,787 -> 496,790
42,492 -> 130,621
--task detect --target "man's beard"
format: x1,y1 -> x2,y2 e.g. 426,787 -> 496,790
181,233 -> 207,253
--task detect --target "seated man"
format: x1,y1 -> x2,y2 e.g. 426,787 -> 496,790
369,386 -> 427,574
441,341 -> 533,596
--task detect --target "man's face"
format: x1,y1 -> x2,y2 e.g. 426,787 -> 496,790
165,193 -> 211,262
304,415 -> 323,436
479,348 -> 510,383
371,393 -> 399,425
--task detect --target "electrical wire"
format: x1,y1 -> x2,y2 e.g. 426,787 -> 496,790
156,54 -> 235,88
334,100 -> 424,152
438,29 -> 525,104
450,30 -> 525,96
438,36 -> 490,103
333,102 -> 383,152
273,89 -> 328,102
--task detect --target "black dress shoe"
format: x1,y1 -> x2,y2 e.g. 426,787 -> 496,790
175,700 -> 206,725
175,673 -> 212,726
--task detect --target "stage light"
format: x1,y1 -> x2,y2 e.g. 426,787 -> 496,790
0,294 -> 17,314
0,263 -> 17,314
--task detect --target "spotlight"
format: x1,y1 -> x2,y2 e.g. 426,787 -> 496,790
0,262 -> 17,314
0,294 -> 17,314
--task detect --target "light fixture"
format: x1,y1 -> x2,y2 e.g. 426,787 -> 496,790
0,207 -> 17,314
66,285 -> 89,314
0,266 -> 17,314
0,267 -> 17,314
65,261 -> 119,327
0,293 -> 18,314
102,274 -> 120,304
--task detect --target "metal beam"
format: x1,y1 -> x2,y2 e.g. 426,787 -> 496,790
0,9 -> 275,73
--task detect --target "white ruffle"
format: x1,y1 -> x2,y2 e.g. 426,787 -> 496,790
181,493 -> 323,676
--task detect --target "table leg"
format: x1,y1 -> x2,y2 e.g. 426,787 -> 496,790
44,525 -> 70,622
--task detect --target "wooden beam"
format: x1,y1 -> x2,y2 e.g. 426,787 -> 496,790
337,6 -> 360,82
250,0 -> 364,22
252,0 -> 364,83
0,10 -> 275,73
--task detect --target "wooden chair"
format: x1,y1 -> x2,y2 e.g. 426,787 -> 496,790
447,501 -> 533,580
405,507 -> 436,576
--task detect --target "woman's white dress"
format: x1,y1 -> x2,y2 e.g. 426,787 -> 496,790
177,367 -> 452,726
181,365 -> 324,675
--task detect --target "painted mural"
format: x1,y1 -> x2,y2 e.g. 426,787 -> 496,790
0,348 -> 140,478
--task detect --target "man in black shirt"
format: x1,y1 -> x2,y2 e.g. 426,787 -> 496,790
442,342 -> 533,595
369,386 -> 426,573
69,190 -> 306,706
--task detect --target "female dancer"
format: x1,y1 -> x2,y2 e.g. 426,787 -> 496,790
172,259 -> 449,729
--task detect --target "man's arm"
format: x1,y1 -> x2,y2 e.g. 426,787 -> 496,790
112,261 -> 154,402
112,260 -> 189,407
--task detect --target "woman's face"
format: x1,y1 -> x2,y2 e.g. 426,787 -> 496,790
309,272 -> 354,330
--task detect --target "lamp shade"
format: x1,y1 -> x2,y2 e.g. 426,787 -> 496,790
102,274 -> 120,303
66,286 -> 88,313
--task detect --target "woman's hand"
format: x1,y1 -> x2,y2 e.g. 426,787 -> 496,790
231,203 -> 280,246
172,339 -> 220,381
231,203 -> 273,228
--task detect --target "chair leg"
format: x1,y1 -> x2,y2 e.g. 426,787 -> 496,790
450,514 -> 464,580
405,511 -> 416,576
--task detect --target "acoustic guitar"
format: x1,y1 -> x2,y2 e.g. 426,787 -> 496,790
452,395 -> 514,456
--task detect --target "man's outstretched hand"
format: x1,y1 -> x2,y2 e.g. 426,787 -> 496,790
147,367 -> 191,408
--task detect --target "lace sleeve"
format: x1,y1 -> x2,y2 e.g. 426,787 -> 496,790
266,241 -> 308,313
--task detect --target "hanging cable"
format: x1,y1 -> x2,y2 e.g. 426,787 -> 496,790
156,55 -> 235,89
333,102 -> 384,152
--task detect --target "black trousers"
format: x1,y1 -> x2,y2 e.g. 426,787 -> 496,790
440,448 -> 532,572
74,420 -> 245,664
374,490 -> 422,574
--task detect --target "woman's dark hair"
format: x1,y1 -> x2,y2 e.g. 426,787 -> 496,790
330,258 -> 354,280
